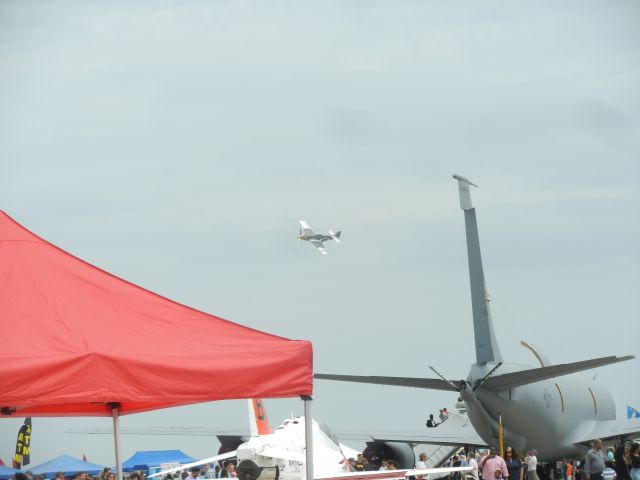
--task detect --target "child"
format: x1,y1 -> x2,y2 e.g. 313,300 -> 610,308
566,461 -> 573,480
602,461 -> 616,480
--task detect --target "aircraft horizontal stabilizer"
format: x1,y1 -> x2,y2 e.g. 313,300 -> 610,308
481,355 -> 635,391
313,374 -> 460,392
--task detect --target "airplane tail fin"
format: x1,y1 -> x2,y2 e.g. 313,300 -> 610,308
329,230 -> 341,243
248,399 -> 272,436
453,175 -> 502,365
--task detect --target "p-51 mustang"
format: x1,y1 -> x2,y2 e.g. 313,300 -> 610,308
298,220 -> 341,256
135,399 -> 470,480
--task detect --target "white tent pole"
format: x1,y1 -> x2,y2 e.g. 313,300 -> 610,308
302,396 -> 314,480
112,405 -> 123,480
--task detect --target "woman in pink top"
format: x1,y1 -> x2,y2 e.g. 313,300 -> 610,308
481,447 -> 509,480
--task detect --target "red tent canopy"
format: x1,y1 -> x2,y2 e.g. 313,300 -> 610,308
0,211 -> 313,417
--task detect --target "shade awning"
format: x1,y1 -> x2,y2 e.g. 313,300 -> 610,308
0,211 -> 313,417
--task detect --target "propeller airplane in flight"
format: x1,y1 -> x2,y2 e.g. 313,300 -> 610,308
298,221 -> 341,256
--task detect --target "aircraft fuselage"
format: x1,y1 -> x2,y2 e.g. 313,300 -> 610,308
299,234 -> 333,242
463,362 -> 615,460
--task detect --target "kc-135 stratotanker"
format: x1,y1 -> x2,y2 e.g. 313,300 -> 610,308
316,175 -> 638,460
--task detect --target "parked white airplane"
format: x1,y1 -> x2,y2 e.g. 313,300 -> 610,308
298,220 -> 341,256
146,399 -> 471,480
316,175 -> 639,460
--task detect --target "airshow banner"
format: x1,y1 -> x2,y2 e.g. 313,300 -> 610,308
13,417 -> 32,469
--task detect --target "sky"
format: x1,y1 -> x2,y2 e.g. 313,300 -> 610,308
1,0 -> 639,468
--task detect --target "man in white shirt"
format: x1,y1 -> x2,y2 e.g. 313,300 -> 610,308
416,453 -> 430,480
525,451 -> 539,480
467,452 -> 479,480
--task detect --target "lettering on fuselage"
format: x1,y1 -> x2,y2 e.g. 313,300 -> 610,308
543,388 -> 552,408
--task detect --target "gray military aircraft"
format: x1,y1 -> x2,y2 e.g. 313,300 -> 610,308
298,220 -> 341,256
316,175 -> 639,460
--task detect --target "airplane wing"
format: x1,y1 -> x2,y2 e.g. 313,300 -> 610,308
316,466 -> 472,480
311,240 -> 328,255
147,451 -> 237,478
569,418 -> 640,445
338,413 -> 486,448
367,430 -> 486,448
66,426 -> 247,436
338,412 -> 487,447
314,374 -> 460,392
300,220 -> 315,236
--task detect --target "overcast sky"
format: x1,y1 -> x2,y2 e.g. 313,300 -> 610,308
1,0 -> 639,468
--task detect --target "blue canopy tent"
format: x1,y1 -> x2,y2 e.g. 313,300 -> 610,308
30,455 -> 104,477
0,466 -> 23,480
122,451 -> 196,473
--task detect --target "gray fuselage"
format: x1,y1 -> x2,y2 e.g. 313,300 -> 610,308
464,361 -> 615,459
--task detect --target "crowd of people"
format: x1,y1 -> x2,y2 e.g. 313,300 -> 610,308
9,439 -> 640,480
9,463 -> 239,480
425,439 -> 640,480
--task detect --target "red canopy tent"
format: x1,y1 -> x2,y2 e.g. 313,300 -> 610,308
0,211 -> 314,477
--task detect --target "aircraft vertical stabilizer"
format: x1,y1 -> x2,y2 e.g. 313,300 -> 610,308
248,399 -> 272,436
453,175 -> 503,365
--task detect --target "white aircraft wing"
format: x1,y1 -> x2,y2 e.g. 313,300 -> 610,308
147,451 -> 237,478
300,220 -> 315,236
569,418 -> 640,445
259,446 -> 306,463
310,240 -> 328,255
66,426 -> 247,436
316,466 -> 472,480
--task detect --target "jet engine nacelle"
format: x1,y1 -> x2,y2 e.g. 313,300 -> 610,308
236,459 -> 278,480
363,441 -> 415,469
217,435 -> 249,465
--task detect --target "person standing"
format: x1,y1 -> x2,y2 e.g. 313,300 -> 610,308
614,445 -> 631,480
481,447 -> 509,480
505,448 -> 523,480
185,468 -> 200,480
630,443 -> 640,480
566,462 -> 574,480
525,451 -> 539,480
416,453 -> 430,480
467,452 -> 480,480
202,465 -> 215,480
585,440 -> 607,480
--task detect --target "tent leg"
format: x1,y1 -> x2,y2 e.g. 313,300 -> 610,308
112,405 -> 123,480
302,396 -> 314,480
